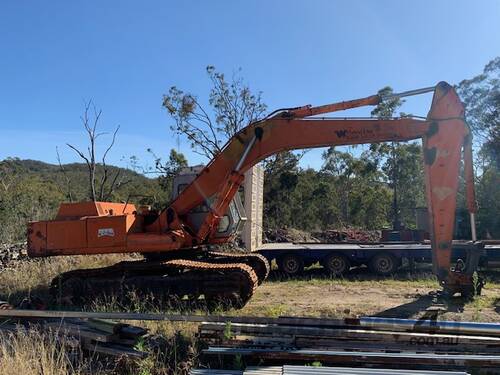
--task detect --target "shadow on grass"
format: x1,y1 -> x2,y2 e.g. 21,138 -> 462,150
483,269 -> 500,283
0,279 -> 243,314
0,285 -> 52,309
372,293 -> 468,319
494,297 -> 500,314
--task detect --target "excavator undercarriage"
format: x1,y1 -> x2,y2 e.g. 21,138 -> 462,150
52,251 -> 269,308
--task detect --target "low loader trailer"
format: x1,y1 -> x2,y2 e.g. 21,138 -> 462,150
257,241 -> 500,277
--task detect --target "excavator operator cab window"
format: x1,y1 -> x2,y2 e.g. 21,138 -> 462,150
216,197 -> 247,235
217,215 -> 230,233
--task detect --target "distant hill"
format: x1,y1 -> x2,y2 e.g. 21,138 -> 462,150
1,158 -> 169,206
11,158 -> 144,176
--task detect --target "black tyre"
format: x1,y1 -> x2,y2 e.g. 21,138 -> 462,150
278,254 -> 304,276
369,253 -> 399,276
323,253 -> 351,276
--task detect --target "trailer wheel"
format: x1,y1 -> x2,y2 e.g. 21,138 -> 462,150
323,253 -> 350,276
278,254 -> 304,276
369,253 -> 399,276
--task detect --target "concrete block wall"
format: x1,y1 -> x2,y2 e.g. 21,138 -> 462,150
242,165 -> 264,252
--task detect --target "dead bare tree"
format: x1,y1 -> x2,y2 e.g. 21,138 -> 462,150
67,100 -> 129,201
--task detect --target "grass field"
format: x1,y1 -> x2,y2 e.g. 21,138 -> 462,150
0,255 -> 499,374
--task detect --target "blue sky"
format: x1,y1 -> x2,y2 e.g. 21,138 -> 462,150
1,0 -> 499,171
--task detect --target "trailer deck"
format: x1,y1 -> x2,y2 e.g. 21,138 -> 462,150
257,241 -> 500,276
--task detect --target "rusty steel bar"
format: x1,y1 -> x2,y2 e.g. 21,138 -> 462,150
2,310 -> 499,338
359,317 -> 500,337
202,347 -> 500,368
0,309 -> 343,326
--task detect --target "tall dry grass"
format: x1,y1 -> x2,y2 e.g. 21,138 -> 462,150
0,328 -> 86,375
0,254 -> 135,305
0,324 -> 198,375
0,255 -> 202,375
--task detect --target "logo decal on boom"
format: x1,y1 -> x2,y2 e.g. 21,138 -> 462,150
335,130 -> 347,138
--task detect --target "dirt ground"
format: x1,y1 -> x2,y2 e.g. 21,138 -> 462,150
240,267 -> 500,323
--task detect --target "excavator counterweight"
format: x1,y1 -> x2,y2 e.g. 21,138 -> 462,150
27,82 -> 481,306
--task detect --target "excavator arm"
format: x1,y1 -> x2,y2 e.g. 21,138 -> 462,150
163,81 -> 478,295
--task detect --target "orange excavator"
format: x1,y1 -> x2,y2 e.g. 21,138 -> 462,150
27,81 -> 482,307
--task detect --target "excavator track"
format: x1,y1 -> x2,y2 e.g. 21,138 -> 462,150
51,258 -> 259,309
207,250 -> 270,284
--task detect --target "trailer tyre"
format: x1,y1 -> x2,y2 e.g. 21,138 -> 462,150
278,254 -> 304,276
323,253 -> 350,276
369,253 -> 399,276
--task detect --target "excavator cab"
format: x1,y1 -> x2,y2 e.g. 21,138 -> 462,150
172,166 -> 247,239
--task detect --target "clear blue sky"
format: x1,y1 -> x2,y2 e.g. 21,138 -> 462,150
1,0 -> 499,170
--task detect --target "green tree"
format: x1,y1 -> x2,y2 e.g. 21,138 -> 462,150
262,151 -> 301,229
457,57 -> 500,167
322,148 -> 390,229
162,66 -> 267,159
0,158 -> 64,242
368,87 -> 425,229
457,57 -> 500,238
147,148 -> 188,194
475,168 -> 500,238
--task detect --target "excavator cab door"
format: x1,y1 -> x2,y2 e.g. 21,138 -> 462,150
215,197 -> 247,238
